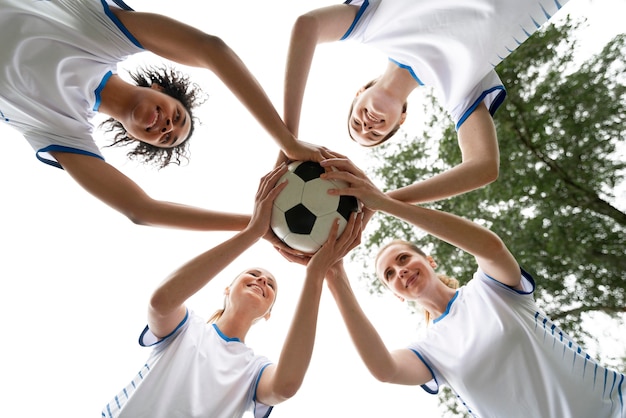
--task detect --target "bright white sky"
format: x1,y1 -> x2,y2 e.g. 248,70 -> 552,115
0,1 -> 623,417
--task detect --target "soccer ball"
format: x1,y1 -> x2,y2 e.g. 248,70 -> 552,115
271,161 -> 360,254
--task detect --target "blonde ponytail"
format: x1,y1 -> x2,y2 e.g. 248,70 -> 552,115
207,308 -> 225,324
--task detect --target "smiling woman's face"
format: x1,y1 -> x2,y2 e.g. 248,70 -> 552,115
123,84 -> 192,148
226,268 -> 278,319
348,86 -> 406,146
376,243 -> 435,300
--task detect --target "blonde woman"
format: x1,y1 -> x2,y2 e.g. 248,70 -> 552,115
102,164 -> 362,418
318,157 -> 625,417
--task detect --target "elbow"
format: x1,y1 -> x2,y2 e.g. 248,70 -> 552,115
293,13 -> 321,39
366,363 -> 397,383
149,287 -> 177,317
371,369 -> 395,383
484,232 -> 509,258
194,34 -> 231,69
149,291 -> 167,315
273,381 -> 302,403
204,34 -> 228,52
467,159 -> 499,191
485,162 -> 499,184
118,199 -> 157,226
479,160 -> 499,186
120,209 -> 150,226
126,212 -> 147,226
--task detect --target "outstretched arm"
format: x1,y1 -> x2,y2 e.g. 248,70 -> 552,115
256,211 -> 363,405
386,103 -> 500,204
111,8 -> 329,163
283,5 -> 358,137
52,151 -> 250,230
146,164 -> 288,338
274,4 -> 360,166
325,261 -> 433,385
321,157 -> 521,288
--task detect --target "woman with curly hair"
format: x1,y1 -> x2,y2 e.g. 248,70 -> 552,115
1,0 -> 330,231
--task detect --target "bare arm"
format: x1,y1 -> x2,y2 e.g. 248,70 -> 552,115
256,212 -> 363,405
377,201 -> 521,288
52,151 -> 249,230
283,5 -> 359,137
325,262 -> 433,385
272,5 -> 360,168
111,8 -> 329,163
147,164 -> 288,338
387,103 -> 500,204
321,158 -> 521,288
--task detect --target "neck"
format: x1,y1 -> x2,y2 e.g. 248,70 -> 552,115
97,74 -> 134,119
214,311 -> 254,342
421,285 -> 457,320
377,61 -> 419,100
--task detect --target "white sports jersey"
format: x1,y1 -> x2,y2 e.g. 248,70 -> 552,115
0,0 -> 143,168
341,0 -> 570,129
102,310 -> 273,418
409,269 -> 625,418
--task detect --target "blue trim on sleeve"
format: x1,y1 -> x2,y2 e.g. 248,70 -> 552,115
618,372 -> 624,413
259,405 -> 273,418
456,86 -> 506,130
109,0 -> 134,10
100,0 -> 143,49
488,87 -> 507,117
139,308 -> 189,347
36,145 -> 104,170
483,268 -> 536,295
253,363 -> 275,418
94,71 -> 113,111
409,349 -> 439,394
340,0 -> 369,40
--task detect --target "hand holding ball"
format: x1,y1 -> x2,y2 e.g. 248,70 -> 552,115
271,161 -> 360,254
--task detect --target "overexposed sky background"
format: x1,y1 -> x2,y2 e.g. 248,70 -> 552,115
0,1 -> 623,417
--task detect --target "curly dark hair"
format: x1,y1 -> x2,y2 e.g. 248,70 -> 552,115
100,65 -> 206,169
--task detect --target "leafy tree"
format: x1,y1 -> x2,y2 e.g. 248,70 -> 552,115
353,18 -> 625,417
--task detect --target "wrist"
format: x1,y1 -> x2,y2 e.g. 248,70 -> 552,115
239,226 -> 264,244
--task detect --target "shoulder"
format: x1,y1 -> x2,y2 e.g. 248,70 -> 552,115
470,268 -> 535,296
141,309 -> 195,347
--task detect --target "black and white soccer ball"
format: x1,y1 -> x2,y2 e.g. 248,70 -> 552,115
271,161 -> 360,254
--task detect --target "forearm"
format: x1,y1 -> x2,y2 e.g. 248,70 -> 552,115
274,150 -> 290,168
376,195 -> 506,259
53,151 -> 250,231
389,103 -> 499,204
283,6 -> 358,140
265,272 -> 325,402
326,272 -> 396,381
206,40 -> 298,154
283,15 -> 319,137
113,9 -> 297,152
131,200 -> 251,231
151,228 -> 262,313
386,159 -> 498,204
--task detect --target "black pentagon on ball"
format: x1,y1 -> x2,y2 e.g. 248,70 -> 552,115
337,195 -> 359,221
292,161 -> 325,182
284,203 -> 317,234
